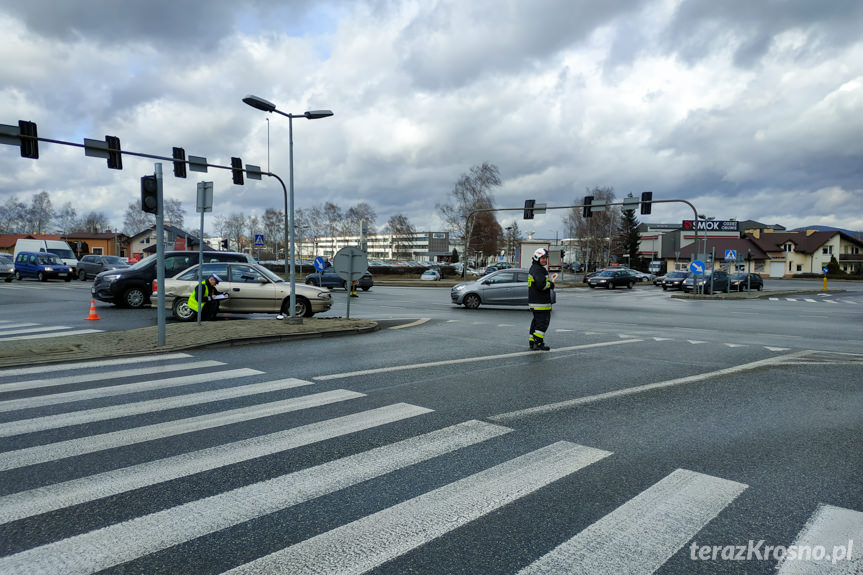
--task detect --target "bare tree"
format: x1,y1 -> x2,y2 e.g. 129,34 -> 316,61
437,162 -> 501,256
163,198 -> 184,228
221,212 -> 247,252
346,202 -> 377,235
55,202 -> 78,236
29,192 -> 54,234
322,202 -> 343,237
122,202 -> 152,236
0,195 -> 28,233
386,214 -> 416,259
503,220 -> 525,262
564,186 -> 618,270
262,208 -> 284,257
80,211 -> 110,233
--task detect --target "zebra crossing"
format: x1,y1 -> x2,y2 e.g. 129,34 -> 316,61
0,319 -> 102,341
1,355 -> 860,574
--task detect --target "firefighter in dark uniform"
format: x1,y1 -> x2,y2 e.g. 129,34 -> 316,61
528,248 -> 554,350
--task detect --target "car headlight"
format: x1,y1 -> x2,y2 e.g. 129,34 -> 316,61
102,274 -> 122,282
453,284 -> 468,291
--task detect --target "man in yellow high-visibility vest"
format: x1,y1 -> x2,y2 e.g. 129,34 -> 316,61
188,274 -> 226,321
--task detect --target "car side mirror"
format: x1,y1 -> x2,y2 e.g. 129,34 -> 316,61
258,277 -> 268,283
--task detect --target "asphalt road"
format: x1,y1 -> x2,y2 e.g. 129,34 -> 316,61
0,279 -> 861,574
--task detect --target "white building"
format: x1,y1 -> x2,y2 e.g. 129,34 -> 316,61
297,231 -> 451,262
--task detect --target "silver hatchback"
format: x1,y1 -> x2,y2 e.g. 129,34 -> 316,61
451,268 -> 530,309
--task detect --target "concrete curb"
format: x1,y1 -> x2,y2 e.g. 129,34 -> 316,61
0,318 -> 380,368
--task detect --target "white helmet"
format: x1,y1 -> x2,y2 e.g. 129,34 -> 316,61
533,248 -> 549,262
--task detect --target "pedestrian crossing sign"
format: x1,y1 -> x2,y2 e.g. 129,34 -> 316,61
724,249 -> 736,261
254,234 -> 264,246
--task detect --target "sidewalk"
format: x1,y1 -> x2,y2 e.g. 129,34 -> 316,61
0,317 -> 379,368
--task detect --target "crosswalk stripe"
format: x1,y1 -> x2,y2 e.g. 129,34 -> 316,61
0,389 -> 364,471
516,468 -> 747,574
0,360 -> 225,393
0,403 -> 433,524
776,504 -> 863,574
0,325 -> 73,336
0,378 -> 314,438
0,353 -> 193,378
0,420 -> 511,575
0,368 -> 263,413
0,322 -> 38,330
2,329 -> 103,340
223,441 -> 611,575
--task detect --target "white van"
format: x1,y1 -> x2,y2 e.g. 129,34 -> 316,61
14,239 -> 78,266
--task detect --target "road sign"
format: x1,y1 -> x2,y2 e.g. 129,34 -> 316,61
724,249 -> 736,261
333,247 -> 368,281
254,234 -> 264,246
314,256 -> 327,272
689,260 -> 705,274
822,267 -> 829,274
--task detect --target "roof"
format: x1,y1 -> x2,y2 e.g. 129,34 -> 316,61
746,231 -> 863,254
676,237 -> 769,259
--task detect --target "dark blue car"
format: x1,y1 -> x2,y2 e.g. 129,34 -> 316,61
305,268 -> 373,290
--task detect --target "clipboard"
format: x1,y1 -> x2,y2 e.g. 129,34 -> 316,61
211,294 -> 229,300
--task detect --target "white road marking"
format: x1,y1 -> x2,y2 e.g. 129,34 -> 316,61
777,504 -> 863,574
223,442 -> 611,575
1,360 -> 225,393
0,368 -> 262,413
0,378 -> 314,438
313,339 -> 642,381
0,389 -> 364,471
489,350 -> 810,422
389,318 -> 430,330
688,340 -> 708,344
2,329 -> 103,340
0,420 -> 512,575
0,353 -> 193,378
0,322 -> 38,330
517,468 -> 747,574
0,325 -> 73,336
0,403 -> 432,524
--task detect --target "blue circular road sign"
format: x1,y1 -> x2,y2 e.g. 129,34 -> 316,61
689,260 -> 705,274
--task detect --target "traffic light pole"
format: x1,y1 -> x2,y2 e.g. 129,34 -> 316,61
463,198 -> 700,286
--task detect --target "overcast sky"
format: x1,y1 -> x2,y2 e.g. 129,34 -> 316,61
1,0 -> 861,240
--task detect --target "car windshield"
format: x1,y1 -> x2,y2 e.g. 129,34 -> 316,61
38,255 -> 63,264
598,270 -> 616,277
46,248 -> 75,260
729,273 -> 748,280
668,272 -> 688,278
129,254 -> 157,270
104,256 -> 128,265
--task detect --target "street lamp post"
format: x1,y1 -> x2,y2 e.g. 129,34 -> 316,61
243,95 -> 333,321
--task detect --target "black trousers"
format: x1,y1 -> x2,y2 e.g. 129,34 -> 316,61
201,301 -> 220,321
529,309 -> 551,341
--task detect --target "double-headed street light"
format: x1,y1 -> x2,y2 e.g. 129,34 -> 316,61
242,94 -> 333,320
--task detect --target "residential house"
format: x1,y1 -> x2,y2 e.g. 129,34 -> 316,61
127,224 -> 211,261
746,230 -> 863,277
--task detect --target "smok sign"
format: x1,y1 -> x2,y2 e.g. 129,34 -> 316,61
682,220 -> 739,232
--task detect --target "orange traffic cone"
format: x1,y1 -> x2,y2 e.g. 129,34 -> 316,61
85,299 -> 100,320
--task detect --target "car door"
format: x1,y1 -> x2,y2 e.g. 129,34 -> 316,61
481,271 -> 517,304
225,264 -> 282,313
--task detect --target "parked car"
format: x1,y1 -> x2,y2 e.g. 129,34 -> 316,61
92,250 -> 253,308
305,268 -> 373,291
0,254 -> 14,282
653,274 -> 666,286
661,271 -> 689,291
729,272 -> 764,291
76,255 -> 130,280
451,268 -> 530,309
633,271 -> 656,282
683,270 -> 731,294
587,269 -> 638,289
421,269 -> 442,281
13,251 -> 74,281
160,262 -> 333,320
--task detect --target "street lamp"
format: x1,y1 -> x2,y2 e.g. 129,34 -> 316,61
242,95 -> 333,320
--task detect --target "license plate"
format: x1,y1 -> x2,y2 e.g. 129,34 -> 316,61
58,273 -> 67,277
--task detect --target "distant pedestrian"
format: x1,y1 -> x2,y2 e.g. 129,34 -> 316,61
188,273 -> 226,321
528,248 -> 554,350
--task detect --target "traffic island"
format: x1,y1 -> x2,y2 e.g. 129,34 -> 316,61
0,317 -> 379,368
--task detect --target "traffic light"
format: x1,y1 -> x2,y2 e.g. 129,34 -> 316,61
141,175 -> 158,214
582,196 -> 593,218
231,157 -> 244,185
523,199 -> 535,220
173,147 -> 187,178
221,239 -> 229,250
106,135 -> 122,169
560,249 -> 565,259
640,191 -> 653,215
19,121 -> 38,159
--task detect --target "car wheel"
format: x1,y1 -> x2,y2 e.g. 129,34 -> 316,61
3,276 -> 11,283
37,271 -> 46,282
662,285 -> 667,291
607,283 -> 614,289
627,281 -> 634,289
756,284 -> 762,291
172,298 -> 196,322
463,293 -> 481,309
588,284 -> 595,289
283,296 -> 313,317
78,269 -> 87,281
362,286 -> 370,291
123,287 -> 147,308
64,275 -> 72,282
